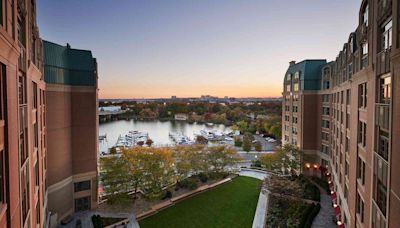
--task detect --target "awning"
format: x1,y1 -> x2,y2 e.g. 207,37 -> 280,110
334,204 -> 341,216
331,191 -> 337,201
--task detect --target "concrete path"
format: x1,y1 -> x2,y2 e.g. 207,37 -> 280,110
311,193 -> 336,228
239,168 -> 269,228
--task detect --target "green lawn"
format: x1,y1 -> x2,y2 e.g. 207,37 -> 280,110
139,176 -> 261,228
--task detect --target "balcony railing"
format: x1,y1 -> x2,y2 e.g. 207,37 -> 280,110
375,103 -> 390,130
18,42 -> 27,72
376,49 -> 391,76
378,0 -> 392,21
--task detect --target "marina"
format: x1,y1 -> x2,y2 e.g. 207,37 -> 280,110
99,120 -> 232,153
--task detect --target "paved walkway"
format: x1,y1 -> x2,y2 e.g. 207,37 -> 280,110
309,179 -> 336,228
311,194 -> 336,228
239,169 -> 269,228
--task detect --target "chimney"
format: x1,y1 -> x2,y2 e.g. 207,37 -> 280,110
289,61 -> 296,66
66,43 -> 71,49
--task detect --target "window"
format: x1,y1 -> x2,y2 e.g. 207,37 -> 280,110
374,156 -> 388,215
381,20 -> 392,50
0,0 -> 3,26
357,157 -> 366,185
361,42 -> 368,68
294,72 -> 299,79
35,162 -> 39,187
321,132 -> 329,141
74,180 -> 91,192
358,83 -> 367,108
321,145 -> 330,155
372,204 -> 386,228
346,89 -> 350,105
75,196 -> 91,212
21,166 -> 30,224
322,107 -> 330,115
286,74 -> 291,81
0,150 -> 4,204
363,4 -> 368,26
0,63 -> 5,120
322,94 -> 330,102
32,82 -> 37,109
293,106 -> 298,113
378,130 -> 389,160
293,83 -> 299,91
292,127 -> 298,135
357,193 -> 365,223
379,76 -> 391,104
292,117 -> 297,124
358,121 -> 367,147
286,84 -> 291,92
322,120 -> 330,129
285,115 -> 289,121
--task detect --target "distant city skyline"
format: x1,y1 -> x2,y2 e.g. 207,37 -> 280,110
38,0 -> 361,98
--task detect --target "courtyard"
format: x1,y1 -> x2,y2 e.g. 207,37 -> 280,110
139,176 -> 261,228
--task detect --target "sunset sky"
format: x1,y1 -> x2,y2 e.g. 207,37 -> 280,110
38,0 -> 361,99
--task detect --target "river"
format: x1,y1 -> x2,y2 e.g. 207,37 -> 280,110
99,119 -> 231,149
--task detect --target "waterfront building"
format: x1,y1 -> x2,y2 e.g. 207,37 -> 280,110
0,0 -> 47,227
0,1 -> 99,227
44,41 -> 99,225
282,0 -> 400,227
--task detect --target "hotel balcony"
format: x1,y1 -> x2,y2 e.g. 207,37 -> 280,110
376,49 -> 391,76
375,103 -> 390,130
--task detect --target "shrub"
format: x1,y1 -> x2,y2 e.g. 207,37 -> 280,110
234,137 -> 242,147
208,171 -> 230,180
254,141 -> 262,152
178,178 -> 198,190
91,215 -> 103,228
304,203 -> 321,228
242,134 -> 252,152
251,160 -> 262,168
299,203 -> 315,227
161,190 -> 172,200
198,172 -> 208,183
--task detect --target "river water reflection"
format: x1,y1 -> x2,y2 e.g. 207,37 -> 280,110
99,120 -> 231,148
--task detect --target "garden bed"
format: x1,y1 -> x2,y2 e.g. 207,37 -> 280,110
97,172 -> 233,216
267,195 -> 320,228
268,174 -> 320,201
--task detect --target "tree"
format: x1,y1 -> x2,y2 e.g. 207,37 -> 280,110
234,136 -> 242,147
269,124 -> 282,140
206,145 -> 239,172
259,153 -> 280,171
235,120 -> 248,133
124,147 -> 175,199
254,141 -> 262,152
173,145 -> 205,182
242,133 -> 252,152
260,144 -> 303,174
100,155 -> 134,205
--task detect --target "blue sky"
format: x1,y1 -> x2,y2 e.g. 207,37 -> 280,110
38,0 -> 362,98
